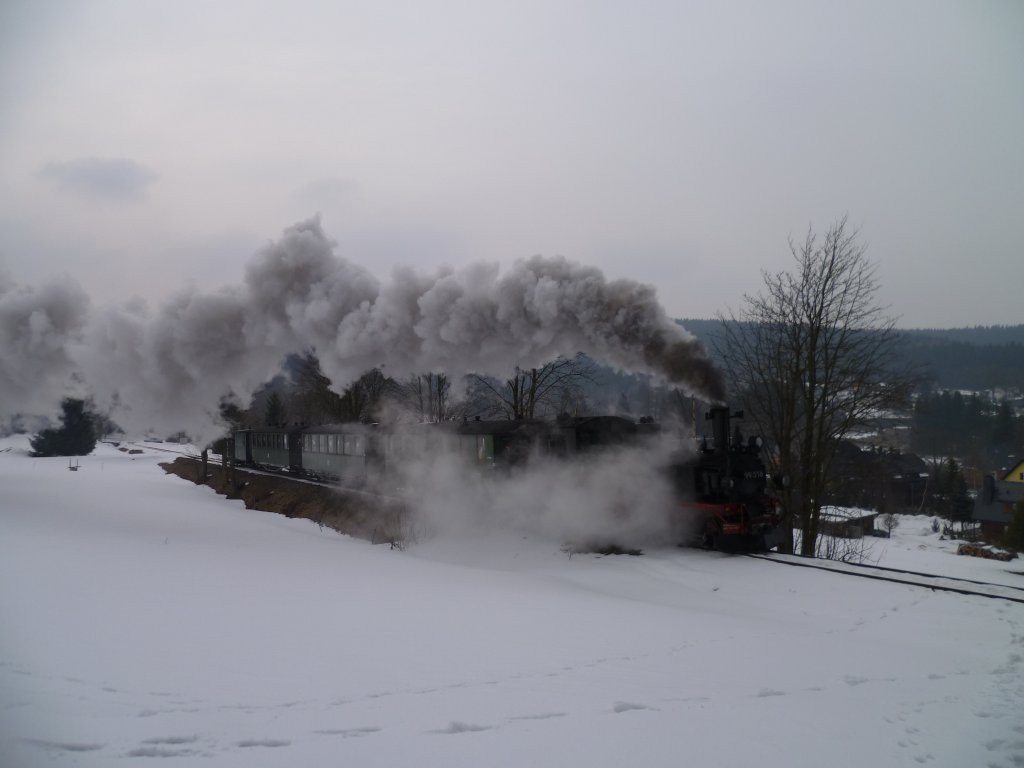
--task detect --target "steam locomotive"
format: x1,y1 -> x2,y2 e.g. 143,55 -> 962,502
230,407 -> 783,552
670,406 -> 784,552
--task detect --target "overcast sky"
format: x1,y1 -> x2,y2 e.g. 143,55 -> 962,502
1,0 -> 1021,328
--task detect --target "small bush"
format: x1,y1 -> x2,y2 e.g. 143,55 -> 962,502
30,399 -> 97,457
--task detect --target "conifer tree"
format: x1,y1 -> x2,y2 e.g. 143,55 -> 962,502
30,399 -> 97,457
264,391 -> 286,427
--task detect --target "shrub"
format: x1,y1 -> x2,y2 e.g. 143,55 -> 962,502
30,399 -> 97,457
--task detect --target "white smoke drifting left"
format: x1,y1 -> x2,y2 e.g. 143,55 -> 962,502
0,216 -> 721,443
0,271 -> 90,419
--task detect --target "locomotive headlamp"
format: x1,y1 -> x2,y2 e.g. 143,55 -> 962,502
748,436 -> 763,450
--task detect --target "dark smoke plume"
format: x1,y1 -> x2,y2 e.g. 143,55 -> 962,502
1,217 -> 722,441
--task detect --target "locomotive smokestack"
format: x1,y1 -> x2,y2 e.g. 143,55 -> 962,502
707,406 -> 730,455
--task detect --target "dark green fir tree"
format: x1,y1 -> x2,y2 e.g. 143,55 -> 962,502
30,399 -> 97,457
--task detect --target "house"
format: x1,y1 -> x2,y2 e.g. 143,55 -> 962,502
1004,458 -> 1024,484
972,458 -> 1024,539
828,441 -> 929,513
818,506 -> 879,539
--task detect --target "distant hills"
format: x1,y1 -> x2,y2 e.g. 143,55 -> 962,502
677,320 -> 1024,393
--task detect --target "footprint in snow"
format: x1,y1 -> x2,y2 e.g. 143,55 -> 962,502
237,739 -> 290,748
128,746 -> 197,758
141,736 -> 199,746
756,688 -> 786,698
844,675 -> 869,686
612,701 -> 659,714
430,721 -> 495,734
509,713 -> 567,721
315,727 -> 381,737
24,739 -> 105,753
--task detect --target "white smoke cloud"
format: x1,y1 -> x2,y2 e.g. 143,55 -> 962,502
79,290 -> 285,441
247,217 -> 722,399
0,216 -> 721,444
0,271 -> 90,417
396,439 -> 697,550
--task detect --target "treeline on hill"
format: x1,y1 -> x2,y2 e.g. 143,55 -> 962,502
678,319 -> 1024,392
910,391 -> 1022,463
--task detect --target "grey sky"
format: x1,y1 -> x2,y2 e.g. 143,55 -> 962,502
1,0 -> 1021,328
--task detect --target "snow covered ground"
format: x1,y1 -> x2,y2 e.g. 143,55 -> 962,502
1,437 -> 1022,767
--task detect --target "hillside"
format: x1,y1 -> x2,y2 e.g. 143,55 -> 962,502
678,320 -> 1024,392
1,438 -> 1022,767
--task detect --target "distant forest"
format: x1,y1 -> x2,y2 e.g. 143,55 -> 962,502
678,320 -> 1024,393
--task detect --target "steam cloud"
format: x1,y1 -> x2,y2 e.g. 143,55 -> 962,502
1,216 -> 721,441
399,440 -> 692,551
0,271 -> 90,418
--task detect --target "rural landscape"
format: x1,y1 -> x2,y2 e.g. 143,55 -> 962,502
2,2 -> 1022,766
2,216 -> 1023,767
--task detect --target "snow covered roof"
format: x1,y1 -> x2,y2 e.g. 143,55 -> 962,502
819,505 -> 878,522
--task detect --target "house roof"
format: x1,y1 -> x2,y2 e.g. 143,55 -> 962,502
1001,458 -> 1024,483
820,505 -> 878,522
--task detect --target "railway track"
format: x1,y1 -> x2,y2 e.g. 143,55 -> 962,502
745,552 -> 1024,605
131,440 -> 1024,603
123,441 -> 209,459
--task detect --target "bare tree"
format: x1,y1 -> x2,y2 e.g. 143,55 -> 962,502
469,354 -> 596,420
292,353 -> 392,423
716,217 -> 915,556
397,372 -> 464,422
264,391 -> 286,427
340,368 -> 391,422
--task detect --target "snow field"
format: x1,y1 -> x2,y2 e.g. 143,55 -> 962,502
1,438 -> 1022,767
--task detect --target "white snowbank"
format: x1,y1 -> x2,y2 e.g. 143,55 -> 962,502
1,439 -> 1022,767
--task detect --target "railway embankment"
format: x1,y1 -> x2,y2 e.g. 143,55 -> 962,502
160,457 -> 410,546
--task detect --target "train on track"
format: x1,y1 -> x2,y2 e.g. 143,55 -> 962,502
230,407 -> 784,552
